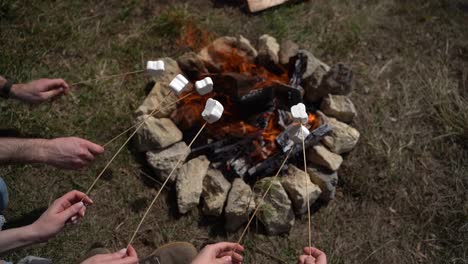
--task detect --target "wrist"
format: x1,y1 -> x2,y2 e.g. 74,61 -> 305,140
0,79 -> 16,99
33,139 -> 53,164
9,83 -> 25,100
19,224 -> 43,245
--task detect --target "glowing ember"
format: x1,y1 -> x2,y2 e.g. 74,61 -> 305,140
173,37 -> 319,161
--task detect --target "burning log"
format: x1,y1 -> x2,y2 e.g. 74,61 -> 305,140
247,124 -> 332,177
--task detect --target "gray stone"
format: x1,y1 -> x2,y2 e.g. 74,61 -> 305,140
307,144 -> 343,171
225,178 -> 256,232
146,142 -> 189,184
238,35 -> 258,58
199,36 -> 257,71
134,116 -> 183,152
201,168 -> 231,216
177,52 -> 207,79
281,165 -> 322,215
320,63 -> 353,96
176,156 -> 210,214
299,50 -> 331,102
320,94 -> 357,123
254,177 -> 295,235
257,34 -> 280,64
307,166 -> 338,202
322,117 -> 360,154
135,58 -> 180,118
279,40 -> 299,65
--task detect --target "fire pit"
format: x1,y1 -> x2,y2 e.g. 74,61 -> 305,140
134,35 -> 360,235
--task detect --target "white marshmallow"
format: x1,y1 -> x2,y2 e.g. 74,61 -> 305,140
195,77 -> 214,95
287,124 -> 310,144
146,60 -> 165,76
202,98 -> 224,124
169,74 -> 189,94
291,103 -> 308,124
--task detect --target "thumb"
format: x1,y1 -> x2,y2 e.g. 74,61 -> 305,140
41,88 -> 64,99
305,256 -> 315,264
217,256 -> 232,264
60,201 -> 85,221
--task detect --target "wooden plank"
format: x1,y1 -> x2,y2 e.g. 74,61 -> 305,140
247,0 -> 290,12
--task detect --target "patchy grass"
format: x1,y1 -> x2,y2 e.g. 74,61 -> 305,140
1,0 -> 467,263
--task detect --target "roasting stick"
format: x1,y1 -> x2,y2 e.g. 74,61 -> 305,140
126,97 -> 223,249
234,147 -> 294,246
102,91 -> 194,147
84,92 -> 172,196
301,126 -> 312,255
70,70 -> 145,87
103,75 -> 214,147
127,121 -> 207,248
70,60 -> 166,87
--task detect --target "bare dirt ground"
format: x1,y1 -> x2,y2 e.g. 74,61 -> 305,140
0,0 -> 467,263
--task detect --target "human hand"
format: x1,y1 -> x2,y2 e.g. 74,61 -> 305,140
30,190 -> 93,242
298,247 -> 327,264
10,78 -> 70,103
42,137 -> 104,170
80,245 -> 138,264
191,242 -> 244,264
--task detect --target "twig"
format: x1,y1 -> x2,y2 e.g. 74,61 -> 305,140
84,93 -> 172,196
301,127 -> 312,255
126,122 -> 207,248
235,147 -> 294,245
102,92 -> 193,147
70,70 -> 145,87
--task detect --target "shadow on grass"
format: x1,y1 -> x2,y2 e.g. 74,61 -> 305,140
3,207 -> 46,229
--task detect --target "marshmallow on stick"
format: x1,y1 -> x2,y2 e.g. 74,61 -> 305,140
169,74 -> 190,95
288,102 -> 311,143
195,77 -> 214,95
291,103 -> 308,125
202,98 -> 224,124
146,60 -> 165,76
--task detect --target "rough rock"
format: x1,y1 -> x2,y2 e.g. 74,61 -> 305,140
176,156 -> 210,214
146,142 -> 189,184
307,166 -> 338,202
134,116 -> 183,152
254,177 -> 295,235
281,165 -> 322,215
322,117 -> 360,154
201,168 -> 231,216
225,178 -> 256,232
135,58 -> 180,118
320,63 -> 353,96
307,144 -> 343,171
257,34 -> 280,64
299,50 -> 331,102
177,52 -> 207,80
279,40 -> 299,65
199,36 -> 257,71
320,94 -> 357,123
238,35 -> 258,58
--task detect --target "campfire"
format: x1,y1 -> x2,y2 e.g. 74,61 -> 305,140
134,35 -> 360,235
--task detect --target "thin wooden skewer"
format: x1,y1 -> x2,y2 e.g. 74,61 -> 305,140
70,70 -> 145,87
301,127 -> 312,255
126,122 -> 208,248
235,147 -> 294,246
84,92 -> 172,196
102,92 -> 194,147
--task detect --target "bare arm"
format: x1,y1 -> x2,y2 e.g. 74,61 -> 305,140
0,75 -> 70,103
0,225 -> 40,253
0,138 -> 48,164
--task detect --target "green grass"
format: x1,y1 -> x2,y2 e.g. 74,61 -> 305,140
1,0 -> 468,263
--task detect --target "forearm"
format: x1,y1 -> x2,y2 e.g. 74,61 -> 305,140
0,138 -> 49,164
0,224 -> 40,253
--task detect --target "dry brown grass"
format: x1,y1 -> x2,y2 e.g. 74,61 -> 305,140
0,0 -> 467,263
